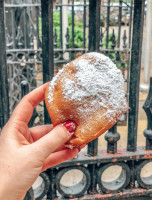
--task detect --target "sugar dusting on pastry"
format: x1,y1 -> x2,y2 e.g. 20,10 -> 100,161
48,52 -> 128,123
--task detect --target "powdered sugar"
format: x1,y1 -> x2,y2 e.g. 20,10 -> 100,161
48,67 -> 64,103
48,52 -> 128,122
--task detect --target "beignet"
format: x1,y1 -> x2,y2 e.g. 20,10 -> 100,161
45,52 -> 128,147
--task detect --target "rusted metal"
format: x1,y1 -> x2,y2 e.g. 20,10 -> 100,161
51,147 -> 152,168
54,188 -> 152,200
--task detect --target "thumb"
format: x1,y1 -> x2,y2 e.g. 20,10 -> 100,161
30,121 -> 77,160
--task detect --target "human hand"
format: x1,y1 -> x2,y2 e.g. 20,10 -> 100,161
0,83 -> 81,200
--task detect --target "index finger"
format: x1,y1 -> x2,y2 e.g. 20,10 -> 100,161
10,82 -> 49,124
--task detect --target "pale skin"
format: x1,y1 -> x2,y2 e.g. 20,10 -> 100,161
0,83 -> 82,200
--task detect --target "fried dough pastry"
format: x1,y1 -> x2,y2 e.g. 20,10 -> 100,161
45,52 -> 128,147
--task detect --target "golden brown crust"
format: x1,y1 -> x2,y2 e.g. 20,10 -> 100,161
45,53 -> 127,147
45,86 -> 119,146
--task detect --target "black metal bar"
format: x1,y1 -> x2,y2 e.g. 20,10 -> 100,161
106,0 -> 110,49
0,0 -> 10,128
23,7 -> 27,48
36,6 -> 40,48
129,0 -> 133,48
21,80 -> 38,128
65,27 -> 70,49
21,80 -> 29,97
118,0 -> 122,48
143,77 -> 152,150
110,29 -> 116,49
88,0 -> 101,157
99,27 -> 104,48
47,169 -> 57,200
88,164 -> 97,194
71,0 -> 74,48
105,123 -> 120,154
83,0 -> 86,49
123,30 -> 127,48
41,0 -> 54,124
88,0 -> 101,52
87,138 -> 98,156
129,160 -> 135,188
127,0 -> 145,152
60,1 -> 63,49
12,7 -> 16,49
54,28 -> 57,48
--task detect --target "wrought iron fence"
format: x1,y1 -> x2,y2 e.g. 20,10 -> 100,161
1,0 -> 152,200
3,0 -> 132,125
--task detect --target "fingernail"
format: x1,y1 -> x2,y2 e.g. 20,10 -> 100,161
63,121 -> 77,136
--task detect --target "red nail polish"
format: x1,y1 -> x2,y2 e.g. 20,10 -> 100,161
63,121 -> 77,135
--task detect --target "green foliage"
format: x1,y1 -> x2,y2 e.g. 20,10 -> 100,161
102,33 -> 117,49
39,12 -> 84,48
53,11 -> 84,48
39,11 -> 128,69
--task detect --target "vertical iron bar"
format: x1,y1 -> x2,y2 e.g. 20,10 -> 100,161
118,0 -> 122,48
88,0 -> 101,157
105,123 -> 120,154
47,169 -> 57,199
88,164 -> 97,194
83,0 -> 86,49
60,0 -> 63,49
88,0 -> 101,53
36,6 -> 40,48
71,0 -> 74,48
88,139 -> 98,156
21,80 -> 29,97
12,7 -> 16,48
127,0 -> 145,152
129,0 -> 133,48
21,81 -> 38,128
143,77 -> 152,150
23,7 -> 27,48
41,0 -> 54,124
0,0 -> 10,128
106,0 -> 110,49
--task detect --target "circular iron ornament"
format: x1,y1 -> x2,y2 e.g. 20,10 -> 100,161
16,52 -> 27,62
6,52 -> 15,61
24,188 -> 34,200
32,172 -> 50,200
54,51 -> 61,61
136,160 -> 152,189
56,166 -> 91,198
28,52 -> 36,61
97,162 -> 130,193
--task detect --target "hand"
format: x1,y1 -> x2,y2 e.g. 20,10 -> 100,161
0,83 -> 80,200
